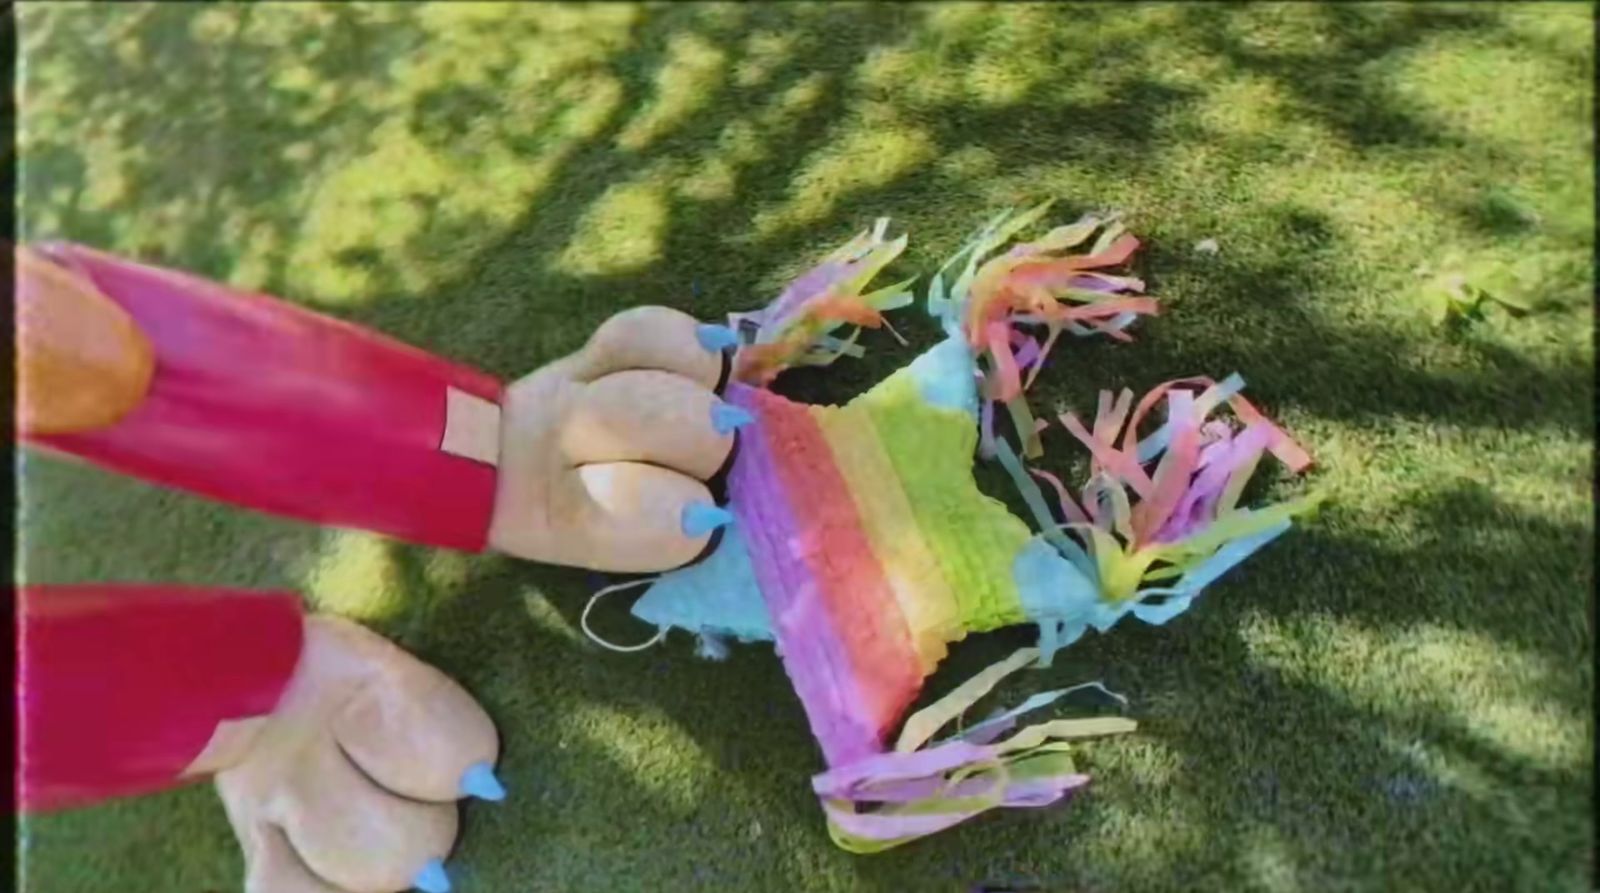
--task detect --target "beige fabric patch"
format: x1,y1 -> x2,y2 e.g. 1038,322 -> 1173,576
441,387 -> 501,466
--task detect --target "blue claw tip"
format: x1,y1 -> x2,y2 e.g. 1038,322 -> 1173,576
682,503 -> 734,538
696,323 -> 739,353
413,859 -> 450,893
460,762 -> 506,802
710,402 -> 755,435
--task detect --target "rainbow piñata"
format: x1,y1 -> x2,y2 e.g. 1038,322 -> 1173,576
587,206 -> 1321,851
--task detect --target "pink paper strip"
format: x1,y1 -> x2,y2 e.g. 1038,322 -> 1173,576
1059,412 -> 1154,497
1132,390 -> 1202,545
986,321 -> 1024,403
1030,467 -> 1092,526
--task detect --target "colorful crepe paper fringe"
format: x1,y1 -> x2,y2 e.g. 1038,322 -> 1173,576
730,217 -> 916,386
816,647 -> 1135,853
606,205 -> 1318,852
927,199 -> 1160,460
994,373 -> 1323,669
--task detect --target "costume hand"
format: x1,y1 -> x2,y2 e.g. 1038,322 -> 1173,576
486,306 -> 748,572
211,616 -> 501,893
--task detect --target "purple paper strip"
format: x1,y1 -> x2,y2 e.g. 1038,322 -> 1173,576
1072,271 -> 1146,292
813,736 -> 994,797
1065,275 -> 1122,293
763,260 -> 848,330
1013,337 -> 1042,370
821,773 -> 1089,840
837,754 -> 1043,803
1153,421 -> 1273,543
962,716 -> 1020,746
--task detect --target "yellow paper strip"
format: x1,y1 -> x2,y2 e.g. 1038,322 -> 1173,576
894,646 -> 1039,752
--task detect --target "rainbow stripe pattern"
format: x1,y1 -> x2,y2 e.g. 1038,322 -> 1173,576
635,333 -> 1151,851
721,356 -> 1033,766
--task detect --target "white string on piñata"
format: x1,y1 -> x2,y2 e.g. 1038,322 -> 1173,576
580,577 -> 667,652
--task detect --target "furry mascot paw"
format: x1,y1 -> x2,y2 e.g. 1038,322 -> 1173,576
488,305 -> 745,572
205,616 -> 499,893
16,243 -> 757,891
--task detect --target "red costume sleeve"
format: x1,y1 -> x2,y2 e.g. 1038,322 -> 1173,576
17,585 -> 305,812
24,242 -> 504,551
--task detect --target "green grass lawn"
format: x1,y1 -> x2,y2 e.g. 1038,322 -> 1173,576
16,3 -> 1595,890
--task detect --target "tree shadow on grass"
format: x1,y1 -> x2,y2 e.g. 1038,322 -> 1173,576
1043,202 -> 1594,439
17,3 -> 424,273
1177,2 -> 1499,153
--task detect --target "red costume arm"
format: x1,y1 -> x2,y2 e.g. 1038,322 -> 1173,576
21,242 -> 504,551
17,584 -> 304,812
